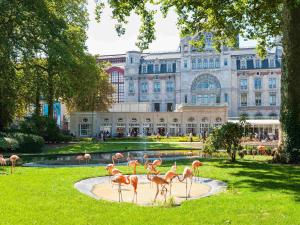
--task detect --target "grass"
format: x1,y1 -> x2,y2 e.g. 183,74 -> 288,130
0,157 -> 299,225
44,141 -> 200,154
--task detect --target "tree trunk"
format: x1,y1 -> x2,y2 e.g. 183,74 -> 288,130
231,151 -> 236,162
34,84 -> 41,116
281,1 -> 300,163
47,71 -> 54,119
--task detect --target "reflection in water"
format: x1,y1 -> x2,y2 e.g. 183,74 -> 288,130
21,150 -> 202,166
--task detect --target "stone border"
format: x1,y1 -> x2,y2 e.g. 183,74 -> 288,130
74,175 -> 227,205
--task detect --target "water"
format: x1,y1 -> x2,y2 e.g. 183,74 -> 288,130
20,149 -> 202,167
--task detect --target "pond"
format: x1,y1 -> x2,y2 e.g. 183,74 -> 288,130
20,149 -> 203,167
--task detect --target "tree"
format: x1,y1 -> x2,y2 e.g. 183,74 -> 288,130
207,122 -> 245,162
95,0 -> 300,163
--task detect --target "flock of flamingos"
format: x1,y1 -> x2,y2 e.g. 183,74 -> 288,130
0,152 -> 203,204
105,152 -> 203,203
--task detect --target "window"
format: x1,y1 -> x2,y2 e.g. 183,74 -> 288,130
167,103 -> 173,112
154,103 -> 160,112
203,59 -> 208,68
254,78 -> 262,90
192,95 -> 196,104
215,58 -> 220,68
269,92 -> 276,106
269,58 -> 275,68
240,79 -> 248,90
80,124 -> 91,136
197,59 -> 202,69
153,82 -> 161,93
119,84 -> 124,92
118,74 -> 124,82
224,58 -> 228,66
183,60 -> 188,68
241,59 -> 246,69
255,59 -> 260,68
154,64 -> 159,73
167,63 -> 172,72
129,82 -> 134,93
111,71 -> 118,83
269,78 -> 276,89
141,82 -> 148,93
209,58 -> 214,68
192,59 -> 196,69
255,92 -> 262,106
166,81 -> 174,92
142,65 -> 147,73
224,93 -> 228,103
241,93 -> 247,106
205,33 -> 212,48
184,95 -> 188,103
130,57 -> 133,64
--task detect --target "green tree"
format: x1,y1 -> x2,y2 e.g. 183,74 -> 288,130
207,122 -> 245,162
95,0 -> 300,163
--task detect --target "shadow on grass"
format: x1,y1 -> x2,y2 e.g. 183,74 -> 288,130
216,159 -> 300,202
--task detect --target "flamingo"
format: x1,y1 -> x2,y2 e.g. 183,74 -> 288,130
128,160 -> 140,174
83,151 -> 91,164
9,155 -> 19,174
111,174 -> 130,202
192,160 -> 202,180
128,175 -> 138,203
105,163 -> 115,183
152,155 -> 162,167
179,167 -> 193,200
75,155 -> 85,164
147,173 -> 169,202
164,170 -> 180,196
171,162 -> 177,172
0,155 -> 7,174
112,152 -> 124,164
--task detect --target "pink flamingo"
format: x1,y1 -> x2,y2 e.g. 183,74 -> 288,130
192,160 -> 203,180
179,167 -> 193,199
0,155 -> 7,174
112,152 -> 124,164
83,151 -> 91,164
9,155 -> 19,174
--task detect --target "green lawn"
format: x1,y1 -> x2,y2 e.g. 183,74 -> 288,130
0,158 -> 299,225
44,141 -> 200,154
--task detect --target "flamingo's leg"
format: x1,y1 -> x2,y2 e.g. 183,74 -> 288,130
185,178 -> 188,200
118,183 -> 121,202
188,177 -> 193,198
169,180 -> 172,196
154,184 -> 159,202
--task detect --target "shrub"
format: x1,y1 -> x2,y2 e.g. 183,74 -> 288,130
2,132 -> 44,153
0,137 -> 19,152
20,115 -> 71,143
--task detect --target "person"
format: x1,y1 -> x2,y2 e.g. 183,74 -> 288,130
166,132 -> 169,138
189,132 -> 193,142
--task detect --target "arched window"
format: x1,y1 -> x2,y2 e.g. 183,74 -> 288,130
191,74 -> 221,105
188,117 -> 195,122
131,118 -> 137,122
104,118 -> 109,122
216,117 -> 222,122
145,118 -> 151,122
173,118 -> 178,123
82,118 -> 88,123
197,58 -> 202,69
159,118 -> 165,123
202,117 -> 209,122
117,118 -> 123,122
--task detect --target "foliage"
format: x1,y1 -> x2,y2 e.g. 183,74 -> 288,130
20,115 -> 70,143
0,137 -> 19,152
0,0 -> 113,131
1,132 -> 44,153
206,122 -> 247,162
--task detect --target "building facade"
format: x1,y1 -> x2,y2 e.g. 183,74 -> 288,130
70,35 -> 282,137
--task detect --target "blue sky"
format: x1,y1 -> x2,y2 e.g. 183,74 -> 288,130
86,0 -> 257,55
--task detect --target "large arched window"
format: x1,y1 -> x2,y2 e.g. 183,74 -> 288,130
191,74 -> 221,105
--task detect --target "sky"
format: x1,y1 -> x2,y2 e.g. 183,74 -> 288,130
86,0 -> 257,55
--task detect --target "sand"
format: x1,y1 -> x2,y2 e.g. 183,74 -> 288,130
91,175 -> 211,205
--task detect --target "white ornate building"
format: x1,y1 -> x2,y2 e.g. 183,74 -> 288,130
70,35 -> 282,137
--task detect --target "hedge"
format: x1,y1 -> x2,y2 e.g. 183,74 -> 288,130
0,132 -> 44,153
